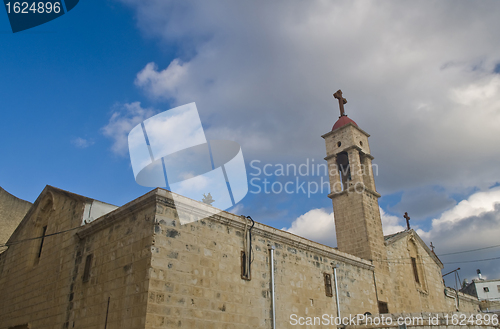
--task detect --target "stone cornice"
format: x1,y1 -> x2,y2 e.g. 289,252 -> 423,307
324,145 -> 374,161
324,154 -> 336,162
328,186 -> 381,199
76,188 -> 374,271
76,189 -> 158,239
156,191 -> 375,271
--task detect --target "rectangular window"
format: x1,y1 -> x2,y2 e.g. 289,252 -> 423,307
37,226 -> 47,258
483,287 -> 489,293
378,301 -> 389,314
324,273 -> 333,297
82,254 -> 93,282
411,257 -> 420,284
241,251 -> 251,280
497,285 -> 500,293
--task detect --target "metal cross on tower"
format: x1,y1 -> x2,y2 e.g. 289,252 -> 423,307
333,89 -> 347,117
404,212 -> 411,230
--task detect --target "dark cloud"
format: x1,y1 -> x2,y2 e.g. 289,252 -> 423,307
119,0 -> 500,196
389,186 -> 457,220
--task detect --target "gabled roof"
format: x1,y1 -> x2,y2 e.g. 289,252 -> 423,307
5,185 -> 94,246
384,229 -> 443,268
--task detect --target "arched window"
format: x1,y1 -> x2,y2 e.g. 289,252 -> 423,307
31,193 -> 54,266
408,238 -> 427,291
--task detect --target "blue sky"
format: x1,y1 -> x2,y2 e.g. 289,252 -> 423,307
2,0 -> 500,285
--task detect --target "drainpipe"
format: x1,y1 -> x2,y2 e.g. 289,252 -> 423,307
332,263 -> 341,319
269,245 -> 276,329
444,288 -> 459,311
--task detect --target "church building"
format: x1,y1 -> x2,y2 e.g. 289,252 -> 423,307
0,92 -> 481,329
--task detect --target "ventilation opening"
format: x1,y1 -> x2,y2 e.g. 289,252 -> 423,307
378,301 -> 389,314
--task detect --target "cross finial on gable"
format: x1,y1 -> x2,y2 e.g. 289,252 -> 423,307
404,212 -> 411,230
333,89 -> 347,117
430,242 -> 435,253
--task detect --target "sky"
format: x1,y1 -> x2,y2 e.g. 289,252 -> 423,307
1,0 -> 500,287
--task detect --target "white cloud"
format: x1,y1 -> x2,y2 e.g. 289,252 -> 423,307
418,186 -> 500,243
283,208 -> 336,247
101,102 -> 157,156
285,193 -> 500,281
135,60 -> 189,99
380,208 -> 406,235
118,0 -> 500,280
414,187 -> 500,282
118,0 -> 500,194
282,206 -> 405,248
71,137 -> 94,149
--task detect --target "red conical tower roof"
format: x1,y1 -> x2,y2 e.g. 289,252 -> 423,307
332,115 -> 357,130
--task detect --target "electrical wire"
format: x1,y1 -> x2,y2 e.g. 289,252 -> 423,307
374,255 -> 500,265
0,225 -> 81,248
438,244 -> 500,256
2,222 -> 500,268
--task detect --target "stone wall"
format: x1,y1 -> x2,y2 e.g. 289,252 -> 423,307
0,187 -> 88,329
0,186 -> 32,251
0,188 -> 483,329
146,190 -> 380,328
384,231 -> 480,314
0,187 -> 156,329
69,191 -> 156,329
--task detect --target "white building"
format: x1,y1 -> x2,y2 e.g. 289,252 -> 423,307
462,279 -> 500,302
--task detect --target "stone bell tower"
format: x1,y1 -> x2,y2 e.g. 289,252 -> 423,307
322,90 -> 385,262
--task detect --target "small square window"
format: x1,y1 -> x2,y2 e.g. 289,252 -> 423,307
378,301 -> 389,314
483,287 -> 489,293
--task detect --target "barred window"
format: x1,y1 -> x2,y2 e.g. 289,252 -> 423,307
324,273 -> 333,297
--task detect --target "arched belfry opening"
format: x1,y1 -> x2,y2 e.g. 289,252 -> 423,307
336,151 -> 351,191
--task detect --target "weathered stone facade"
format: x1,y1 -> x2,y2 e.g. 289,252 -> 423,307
0,114 -> 488,329
0,186 -> 484,329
